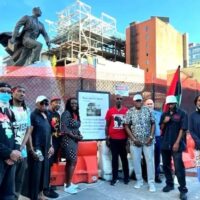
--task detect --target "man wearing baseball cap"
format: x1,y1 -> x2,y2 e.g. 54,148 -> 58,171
160,95 -> 188,200
24,95 -> 54,200
124,93 -> 156,192
0,82 -> 21,199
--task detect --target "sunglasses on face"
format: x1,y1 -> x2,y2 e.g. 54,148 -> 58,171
116,98 -> 123,100
40,101 -> 49,106
135,100 -> 142,102
71,102 -> 78,105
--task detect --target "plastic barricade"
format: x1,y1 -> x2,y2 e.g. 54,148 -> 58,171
72,141 -> 98,184
50,141 -> 98,186
172,134 -> 195,170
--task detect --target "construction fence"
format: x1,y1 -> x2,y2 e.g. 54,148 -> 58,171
0,65 -> 199,115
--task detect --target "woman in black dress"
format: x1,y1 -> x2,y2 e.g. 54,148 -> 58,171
61,97 -> 83,194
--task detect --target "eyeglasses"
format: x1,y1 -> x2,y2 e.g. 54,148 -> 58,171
116,98 -> 123,100
40,101 -> 49,106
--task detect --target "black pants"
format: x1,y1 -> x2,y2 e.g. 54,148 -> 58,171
109,139 -> 129,181
0,161 -> 15,200
14,159 -> 27,200
161,149 -> 188,193
46,137 -> 61,189
155,136 -> 161,177
50,137 -> 62,165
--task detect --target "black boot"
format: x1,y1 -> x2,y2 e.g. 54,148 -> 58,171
180,192 -> 187,200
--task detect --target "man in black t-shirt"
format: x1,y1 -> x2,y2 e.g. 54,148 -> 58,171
43,97 -> 61,199
160,95 -> 188,200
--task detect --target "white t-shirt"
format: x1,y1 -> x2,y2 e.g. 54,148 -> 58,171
11,106 -> 31,147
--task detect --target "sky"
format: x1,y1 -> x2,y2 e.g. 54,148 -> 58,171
0,0 -> 200,57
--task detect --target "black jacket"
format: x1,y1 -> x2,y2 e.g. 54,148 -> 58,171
0,108 -> 16,160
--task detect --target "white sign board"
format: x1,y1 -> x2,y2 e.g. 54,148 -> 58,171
78,91 -> 110,140
114,84 -> 129,96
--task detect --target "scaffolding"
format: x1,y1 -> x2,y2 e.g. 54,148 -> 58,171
45,0 -> 125,66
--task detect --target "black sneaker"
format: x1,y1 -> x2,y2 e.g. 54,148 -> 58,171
180,192 -> 187,200
155,176 -> 162,183
50,185 -> 57,190
110,179 -> 119,186
124,179 -> 130,185
162,185 -> 174,192
43,188 -> 59,198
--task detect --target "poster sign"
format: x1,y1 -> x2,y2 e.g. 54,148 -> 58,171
78,90 -> 110,140
114,84 -> 129,96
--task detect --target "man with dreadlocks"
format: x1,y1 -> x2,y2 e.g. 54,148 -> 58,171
10,85 -> 32,200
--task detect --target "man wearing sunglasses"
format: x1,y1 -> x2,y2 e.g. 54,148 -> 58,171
160,95 -> 188,200
0,82 -> 21,200
24,95 -> 54,200
105,94 -> 129,186
125,94 -> 156,192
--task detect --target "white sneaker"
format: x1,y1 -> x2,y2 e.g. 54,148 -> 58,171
71,182 -> 79,189
149,183 -> 156,192
134,181 -> 143,189
64,183 -> 79,189
64,185 -> 78,194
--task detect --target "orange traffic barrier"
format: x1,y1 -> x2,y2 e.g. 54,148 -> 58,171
72,141 -> 98,184
185,134 -> 195,159
183,134 -> 195,169
50,162 -> 65,186
50,141 -> 98,186
172,134 -> 196,170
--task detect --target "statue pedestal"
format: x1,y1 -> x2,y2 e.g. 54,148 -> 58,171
27,60 -> 51,67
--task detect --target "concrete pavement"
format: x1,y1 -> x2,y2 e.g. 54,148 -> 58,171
20,175 -> 200,200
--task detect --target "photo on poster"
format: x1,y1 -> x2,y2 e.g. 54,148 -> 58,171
78,90 -> 110,140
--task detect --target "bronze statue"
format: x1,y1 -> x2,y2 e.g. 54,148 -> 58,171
0,7 -> 50,66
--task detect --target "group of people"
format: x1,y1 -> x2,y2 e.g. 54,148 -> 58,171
0,82 -> 83,200
0,80 -> 200,200
105,93 -> 200,200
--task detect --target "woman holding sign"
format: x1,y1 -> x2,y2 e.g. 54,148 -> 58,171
61,98 -> 83,194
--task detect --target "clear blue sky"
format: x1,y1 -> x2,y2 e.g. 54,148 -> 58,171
0,0 -> 200,57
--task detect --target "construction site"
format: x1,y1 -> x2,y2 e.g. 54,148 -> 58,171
44,0 -> 125,66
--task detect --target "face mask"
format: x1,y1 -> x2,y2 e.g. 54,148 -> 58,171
196,105 -> 200,112
0,93 -> 11,103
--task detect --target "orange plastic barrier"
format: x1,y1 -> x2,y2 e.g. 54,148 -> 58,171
172,134 -> 196,169
50,141 -> 98,186
183,134 -> 196,169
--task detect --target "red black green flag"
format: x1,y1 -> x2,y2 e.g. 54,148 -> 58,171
163,66 -> 182,112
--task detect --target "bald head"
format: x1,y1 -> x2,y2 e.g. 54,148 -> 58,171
144,99 -> 154,110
